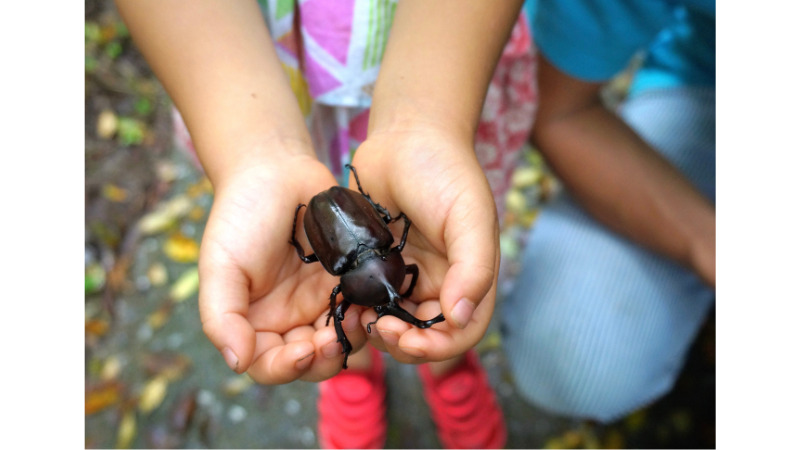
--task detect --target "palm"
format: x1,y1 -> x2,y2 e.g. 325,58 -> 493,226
350,129 -> 499,363
198,159 -> 368,382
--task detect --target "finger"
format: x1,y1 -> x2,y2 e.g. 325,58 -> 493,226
246,332 -> 317,385
301,307 -> 368,381
361,300 -> 450,364
439,196 -> 499,329
397,298 -> 490,361
198,239 -> 256,374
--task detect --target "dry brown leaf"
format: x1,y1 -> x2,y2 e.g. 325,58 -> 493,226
85,381 -> 122,414
147,303 -> 173,330
169,389 -> 198,433
85,318 -> 110,338
143,352 -> 192,381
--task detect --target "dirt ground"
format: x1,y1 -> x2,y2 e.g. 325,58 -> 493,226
84,1 -> 715,448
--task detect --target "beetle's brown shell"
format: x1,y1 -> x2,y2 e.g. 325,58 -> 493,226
304,186 -> 394,275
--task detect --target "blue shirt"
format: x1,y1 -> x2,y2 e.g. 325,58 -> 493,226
523,0 -> 715,96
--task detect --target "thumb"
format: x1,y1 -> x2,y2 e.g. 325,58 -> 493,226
198,241 -> 256,373
438,196 -> 499,329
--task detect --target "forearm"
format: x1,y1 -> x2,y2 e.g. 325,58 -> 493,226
534,60 -> 716,286
115,0 -> 313,185
368,0 -> 523,142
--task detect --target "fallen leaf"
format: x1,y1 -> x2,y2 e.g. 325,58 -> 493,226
100,355 -> 123,381
139,375 -> 169,414
85,318 -> 110,338
137,195 -> 193,235
147,303 -> 173,330
561,430 -> 582,448
222,374 -> 254,396
102,183 -> 129,202
170,389 -> 198,433
543,437 -> 566,449
116,410 -> 137,448
144,352 -> 192,381
625,408 -> 647,432
85,263 -> 106,294
521,210 -> 539,228
163,233 -> 199,263
155,161 -> 179,183
186,178 -> 213,198
505,189 -> 527,215
170,267 -> 199,302
97,109 -> 118,139
147,262 -> 168,286
85,381 -> 122,414
100,22 -> 119,43
188,206 -> 207,222
117,117 -> 146,146
602,428 -> 625,449
85,22 -> 101,43
511,167 -> 541,188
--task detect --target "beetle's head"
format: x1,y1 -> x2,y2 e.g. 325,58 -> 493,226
340,250 -> 406,307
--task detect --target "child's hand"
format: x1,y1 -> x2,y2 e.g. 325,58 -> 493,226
198,154 -> 370,384
350,127 -> 500,365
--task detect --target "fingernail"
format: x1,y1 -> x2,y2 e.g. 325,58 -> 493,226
222,347 -> 240,372
322,341 -> 341,359
400,345 -> 425,358
451,298 -> 475,329
295,351 -> 315,370
377,328 -> 399,346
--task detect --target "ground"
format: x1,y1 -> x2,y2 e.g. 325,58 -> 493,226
84,1 -> 715,448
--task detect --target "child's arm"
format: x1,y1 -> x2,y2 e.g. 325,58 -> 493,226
533,57 -> 715,286
115,0 -> 313,182
116,0 -> 363,384
351,0 -> 525,363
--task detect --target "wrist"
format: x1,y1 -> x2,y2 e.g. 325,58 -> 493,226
367,98 -> 475,148
198,133 -> 315,191
687,213 -> 716,288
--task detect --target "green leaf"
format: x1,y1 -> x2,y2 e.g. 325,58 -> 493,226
85,263 -> 106,294
134,97 -> 153,117
105,41 -> 123,60
117,117 -> 145,146
85,55 -> 98,73
85,22 -> 101,43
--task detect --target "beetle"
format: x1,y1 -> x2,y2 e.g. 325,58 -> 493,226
289,164 -> 445,369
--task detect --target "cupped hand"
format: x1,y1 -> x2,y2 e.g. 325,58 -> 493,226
349,127 -> 500,364
198,154 -> 369,384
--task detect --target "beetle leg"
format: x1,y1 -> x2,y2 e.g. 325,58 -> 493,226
345,163 -> 394,222
400,264 -> 419,298
367,301 -> 445,333
390,212 -> 412,252
289,204 -> 319,263
333,300 -> 353,369
326,284 -> 342,326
